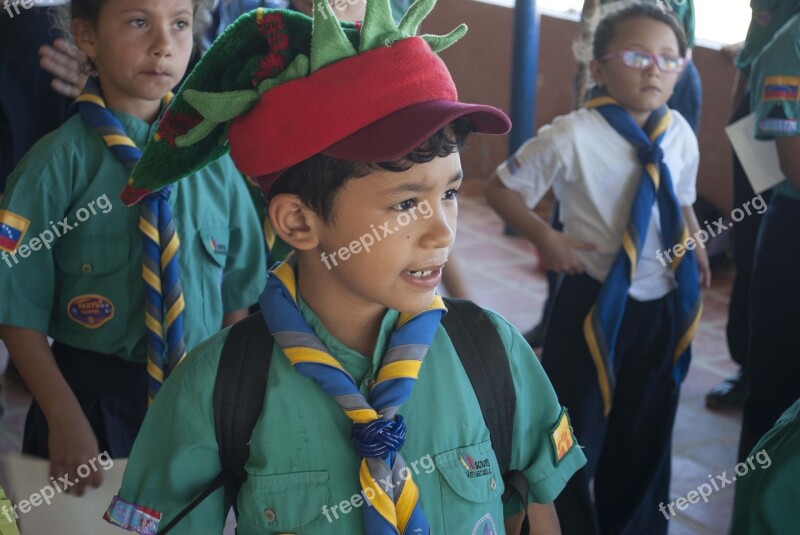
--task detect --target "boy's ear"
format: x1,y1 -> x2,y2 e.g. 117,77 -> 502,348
589,59 -> 605,87
71,18 -> 98,60
268,193 -> 322,251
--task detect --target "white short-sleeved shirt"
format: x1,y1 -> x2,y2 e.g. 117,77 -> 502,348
496,108 -> 699,301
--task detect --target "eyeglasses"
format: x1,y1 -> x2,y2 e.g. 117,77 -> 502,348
600,50 -> 686,73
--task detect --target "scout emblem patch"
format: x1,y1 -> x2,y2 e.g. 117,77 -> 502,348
0,210 -> 30,253
460,451 -> 492,478
67,295 -> 115,329
471,513 -> 497,535
763,76 -> 800,101
550,407 -> 576,464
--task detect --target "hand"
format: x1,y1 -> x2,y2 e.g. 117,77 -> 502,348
720,42 -> 743,64
46,405 -> 103,497
39,39 -> 88,99
695,244 -> 711,288
537,229 -> 597,275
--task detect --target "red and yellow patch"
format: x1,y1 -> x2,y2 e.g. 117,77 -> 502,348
0,210 -> 30,253
67,295 -> 115,329
763,76 -> 800,101
550,407 -> 576,465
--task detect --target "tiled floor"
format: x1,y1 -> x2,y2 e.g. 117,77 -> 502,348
0,185 -> 741,534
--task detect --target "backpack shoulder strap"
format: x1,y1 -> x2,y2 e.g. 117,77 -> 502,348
159,312 -> 274,535
214,312 -> 274,495
441,298 -> 530,531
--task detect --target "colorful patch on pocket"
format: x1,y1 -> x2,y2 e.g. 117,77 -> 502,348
208,237 -> 228,255
550,407 -> 576,465
67,295 -> 115,329
763,76 -> 800,101
0,210 -> 30,253
104,495 -> 161,535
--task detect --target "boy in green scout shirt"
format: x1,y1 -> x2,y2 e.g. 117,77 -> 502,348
103,1 -> 586,533
737,9 -> 800,462
0,0 -> 264,497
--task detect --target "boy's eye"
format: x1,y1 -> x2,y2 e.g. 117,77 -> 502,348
392,199 -> 417,211
175,19 -> 190,30
443,188 -> 460,201
130,18 -> 146,28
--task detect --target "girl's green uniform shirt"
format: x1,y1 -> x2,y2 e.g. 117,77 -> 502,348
750,12 -> 800,201
0,110 -> 266,360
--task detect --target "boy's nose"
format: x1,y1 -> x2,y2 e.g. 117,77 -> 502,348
150,28 -> 173,57
420,208 -> 455,251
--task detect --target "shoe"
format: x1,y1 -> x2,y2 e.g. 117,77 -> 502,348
705,370 -> 748,411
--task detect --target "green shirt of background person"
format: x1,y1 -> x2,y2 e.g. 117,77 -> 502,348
731,398 -> 800,534
0,111 -> 266,359
737,0 -> 800,73
0,487 -> 20,535
749,11 -> 800,200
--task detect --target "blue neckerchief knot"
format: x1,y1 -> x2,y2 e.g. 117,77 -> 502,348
638,144 -> 664,166
259,255 -> 446,534
352,415 -> 408,457
583,94 -> 702,415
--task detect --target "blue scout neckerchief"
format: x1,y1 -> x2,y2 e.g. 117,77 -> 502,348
584,90 -> 702,415
74,78 -> 187,403
259,255 -> 446,534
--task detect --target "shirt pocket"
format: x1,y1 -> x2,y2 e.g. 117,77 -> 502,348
434,439 -> 506,534
54,234 -> 130,276
197,227 -> 228,331
237,470 -> 329,534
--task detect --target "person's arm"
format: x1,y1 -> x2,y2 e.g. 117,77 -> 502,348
681,205 -> 711,288
775,137 -> 800,189
222,309 -> 248,328
505,502 -> 561,534
38,38 -> 88,99
484,173 -> 596,275
0,326 -> 101,496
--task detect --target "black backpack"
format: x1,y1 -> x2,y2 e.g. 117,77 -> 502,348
160,298 -> 530,534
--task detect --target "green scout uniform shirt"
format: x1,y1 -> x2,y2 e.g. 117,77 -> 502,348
0,487 -> 20,535
600,0 -> 695,48
0,110 -> 266,361
114,296 -> 587,534
731,398 -> 800,534
750,12 -> 800,201
737,0 -> 800,72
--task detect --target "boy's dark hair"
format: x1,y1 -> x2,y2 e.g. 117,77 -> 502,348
267,117 -> 472,224
593,2 -> 688,59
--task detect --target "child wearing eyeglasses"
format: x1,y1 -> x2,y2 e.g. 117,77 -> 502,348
485,4 -> 708,534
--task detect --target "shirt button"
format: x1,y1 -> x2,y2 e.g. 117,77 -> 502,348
263,508 -> 276,522
489,478 -> 497,491
81,263 -> 92,274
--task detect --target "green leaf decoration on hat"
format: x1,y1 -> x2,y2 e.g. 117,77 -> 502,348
123,0 -> 468,204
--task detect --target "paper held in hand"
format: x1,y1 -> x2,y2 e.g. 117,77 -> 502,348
725,113 -> 785,194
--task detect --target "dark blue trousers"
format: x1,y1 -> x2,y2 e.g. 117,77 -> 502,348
22,342 -> 148,459
739,194 -> 800,460
542,274 -> 679,535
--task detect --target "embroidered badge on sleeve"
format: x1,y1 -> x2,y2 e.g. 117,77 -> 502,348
550,407 -> 576,465
104,495 -> 162,535
763,76 -> 800,101
0,210 -> 30,253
